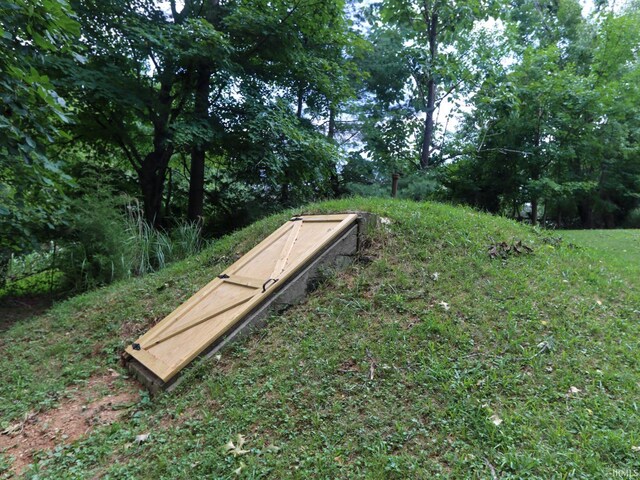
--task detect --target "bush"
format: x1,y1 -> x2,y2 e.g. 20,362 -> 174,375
0,245 -> 66,297
624,207 -> 640,228
345,171 -> 442,201
345,182 -> 389,198
171,221 -> 203,259
59,196 -> 206,291
61,194 -> 131,290
398,173 -> 440,201
124,201 -> 205,276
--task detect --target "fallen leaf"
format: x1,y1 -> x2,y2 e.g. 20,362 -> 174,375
233,462 -> 246,476
234,448 -> 250,457
264,444 -> 281,454
2,423 -> 23,436
489,414 -> 503,426
224,435 -> 249,456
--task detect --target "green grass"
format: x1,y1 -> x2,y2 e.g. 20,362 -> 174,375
562,229 -> 640,280
1,199 -> 639,479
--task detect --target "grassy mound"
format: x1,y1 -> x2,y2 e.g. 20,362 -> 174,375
1,199 -> 639,478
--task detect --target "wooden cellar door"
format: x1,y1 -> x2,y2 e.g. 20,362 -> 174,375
125,214 -> 358,383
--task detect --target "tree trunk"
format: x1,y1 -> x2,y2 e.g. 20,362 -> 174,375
280,83 -> 305,204
328,104 -> 341,197
140,149 -> 172,227
578,200 -> 594,228
280,182 -> 290,204
188,65 -> 211,221
164,167 -> 173,217
419,12 -> 438,170
139,69 -> 175,227
328,104 -> 336,139
0,255 -> 9,289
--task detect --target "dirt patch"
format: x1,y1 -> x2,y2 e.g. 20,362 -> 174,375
0,371 -> 139,475
0,294 -> 60,332
120,315 -> 162,344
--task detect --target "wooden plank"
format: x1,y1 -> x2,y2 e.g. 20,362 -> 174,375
144,288 -> 259,347
296,215 -> 351,222
221,275 -> 264,289
151,214 -> 359,381
125,213 -> 359,383
271,217 -> 302,279
136,221 -> 294,345
127,347 -> 174,381
227,221 -> 293,276
137,277 -> 224,345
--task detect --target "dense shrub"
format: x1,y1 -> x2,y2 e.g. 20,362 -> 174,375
398,173 -> 441,201
345,171 -> 442,201
58,195 -> 205,291
60,194 -> 130,290
624,207 -> 640,228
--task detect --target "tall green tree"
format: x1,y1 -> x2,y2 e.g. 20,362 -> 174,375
0,0 -> 79,273
58,0 -> 361,226
449,0 -> 640,227
58,0 -> 231,226
368,0 -> 498,169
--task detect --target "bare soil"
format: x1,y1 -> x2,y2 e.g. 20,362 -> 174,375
0,371 -> 139,476
0,294 -> 58,332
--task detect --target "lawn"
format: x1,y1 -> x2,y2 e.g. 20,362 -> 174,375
561,229 -> 640,281
1,199 -> 639,479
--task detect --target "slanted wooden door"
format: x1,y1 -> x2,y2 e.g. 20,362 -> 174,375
126,214 -> 358,382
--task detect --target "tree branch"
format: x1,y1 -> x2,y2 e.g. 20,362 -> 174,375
437,79 -> 464,104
